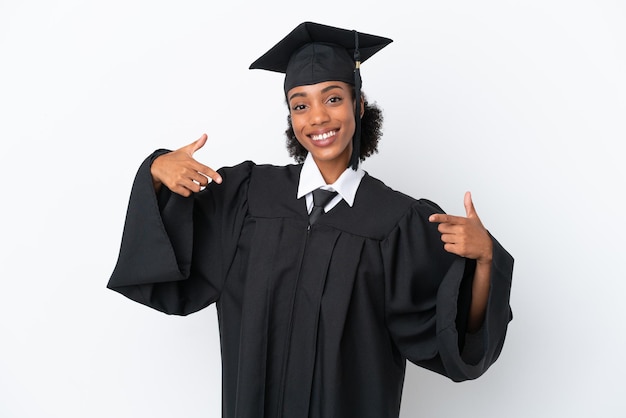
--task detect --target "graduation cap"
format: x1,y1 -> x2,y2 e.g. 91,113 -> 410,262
249,21 -> 393,170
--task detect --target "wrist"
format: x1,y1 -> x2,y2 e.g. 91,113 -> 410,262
476,235 -> 493,265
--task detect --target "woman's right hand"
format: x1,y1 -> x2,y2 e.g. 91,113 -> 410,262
150,133 -> 223,197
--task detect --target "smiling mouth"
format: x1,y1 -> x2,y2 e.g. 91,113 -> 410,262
310,130 -> 336,141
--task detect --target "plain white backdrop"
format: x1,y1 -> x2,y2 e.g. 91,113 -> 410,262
1,1 -> 625,417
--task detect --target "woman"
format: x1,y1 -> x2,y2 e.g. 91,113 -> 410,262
108,21 -> 513,418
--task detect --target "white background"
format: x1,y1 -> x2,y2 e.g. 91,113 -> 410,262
1,1 -> 625,417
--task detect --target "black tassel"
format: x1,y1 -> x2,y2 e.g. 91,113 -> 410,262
349,30 -> 362,170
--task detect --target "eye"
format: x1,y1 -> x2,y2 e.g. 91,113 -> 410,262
290,103 -> 307,112
327,95 -> 343,104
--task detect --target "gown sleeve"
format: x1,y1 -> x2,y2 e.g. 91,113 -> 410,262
382,199 -> 513,382
107,150 -> 253,315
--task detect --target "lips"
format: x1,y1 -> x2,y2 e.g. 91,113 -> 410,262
311,130 -> 336,141
309,130 -> 337,146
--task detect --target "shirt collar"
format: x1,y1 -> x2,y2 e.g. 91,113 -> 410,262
297,153 -> 365,207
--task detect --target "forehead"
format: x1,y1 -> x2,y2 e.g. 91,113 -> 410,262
287,81 -> 353,100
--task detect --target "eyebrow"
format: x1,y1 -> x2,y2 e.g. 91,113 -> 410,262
288,84 -> 345,102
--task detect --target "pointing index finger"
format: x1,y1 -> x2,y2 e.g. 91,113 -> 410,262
429,213 -> 447,223
196,162 -> 222,184
186,134 -> 223,184
429,213 -> 465,224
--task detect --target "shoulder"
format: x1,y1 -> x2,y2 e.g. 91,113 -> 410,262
217,161 -> 301,183
338,173 -> 446,239
250,161 -> 302,178
245,162 -> 304,219
205,161 -> 303,217
360,174 -> 446,215
246,162 -> 302,190
358,173 -> 415,209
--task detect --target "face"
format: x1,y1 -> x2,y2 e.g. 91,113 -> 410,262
287,81 -> 359,172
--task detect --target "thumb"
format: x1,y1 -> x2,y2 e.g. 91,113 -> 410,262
464,191 -> 477,218
188,133 -> 208,155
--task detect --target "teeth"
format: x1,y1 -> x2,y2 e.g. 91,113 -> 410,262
311,131 -> 335,141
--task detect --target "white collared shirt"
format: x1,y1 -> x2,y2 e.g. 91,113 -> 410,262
296,153 -> 366,214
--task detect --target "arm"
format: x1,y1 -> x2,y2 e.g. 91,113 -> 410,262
429,192 -> 494,333
383,197 -> 513,381
107,134 -> 250,315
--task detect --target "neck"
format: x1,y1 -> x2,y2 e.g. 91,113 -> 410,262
315,156 -> 350,184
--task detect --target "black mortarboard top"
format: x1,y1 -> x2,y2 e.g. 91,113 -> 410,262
249,22 -> 392,170
249,21 -> 393,93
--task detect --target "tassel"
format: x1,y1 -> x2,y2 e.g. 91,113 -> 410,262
349,30 -> 362,171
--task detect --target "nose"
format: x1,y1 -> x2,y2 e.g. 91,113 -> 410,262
309,102 -> 330,125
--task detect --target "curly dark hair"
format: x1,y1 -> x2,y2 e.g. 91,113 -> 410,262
284,90 -> 384,164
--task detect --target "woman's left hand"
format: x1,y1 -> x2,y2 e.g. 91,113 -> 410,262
428,192 -> 493,265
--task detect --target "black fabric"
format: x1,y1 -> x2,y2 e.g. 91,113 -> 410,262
249,21 -> 392,93
349,29 -> 363,170
309,188 -> 337,225
108,155 -> 514,418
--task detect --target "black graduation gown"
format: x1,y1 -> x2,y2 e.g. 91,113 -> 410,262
107,153 -> 514,418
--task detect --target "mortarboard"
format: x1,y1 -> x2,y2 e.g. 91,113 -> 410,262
249,21 -> 392,170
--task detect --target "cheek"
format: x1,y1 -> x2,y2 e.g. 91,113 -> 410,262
291,130 -> 310,153
295,135 -> 311,153
343,114 -> 356,139
291,116 -> 308,142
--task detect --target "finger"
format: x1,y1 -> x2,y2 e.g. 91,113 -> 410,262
429,213 -> 447,223
174,166 -> 218,190
181,176 -> 211,194
186,170 -> 211,187
170,184 -> 193,198
429,213 -> 466,225
190,133 -> 208,154
437,223 -> 463,235
439,233 -> 456,244
443,242 -> 469,257
181,135 -> 222,184
195,163 -> 222,184
180,133 -> 208,155
443,243 -> 456,254
464,191 -> 477,218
